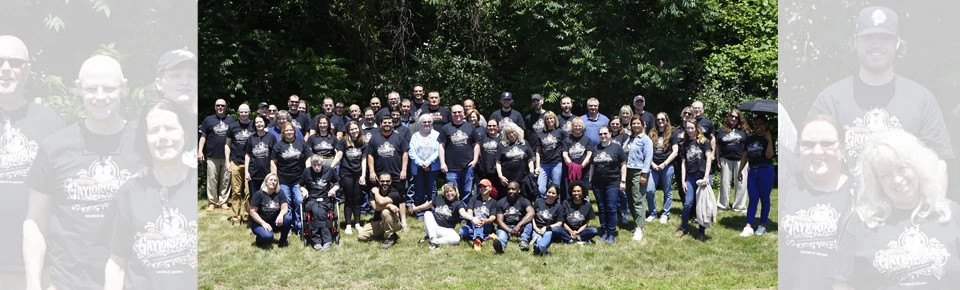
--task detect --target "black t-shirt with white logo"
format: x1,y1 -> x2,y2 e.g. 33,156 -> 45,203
562,200 -> 594,229
244,132 -> 276,179
200,114 -> 235,157
365,131 -> 408,179
300,166 -> 339,200
696,117 -> 716,140
525,111 -> 545,139
533,197 -> 563,228
478,133 -> 501,174
557,114 -> 576,138
289,111 -> 312,133
0,102 -> 63,271
496,195 -> 531,226
652,129 -> 680,164
489,109 -> 526,130
227,120 -> 254,163
26,121 -> 139,289
744,135 -> 772,166
439,122 -> 476,172
680,139 -> 711,175
306,133 -> 337,158
468,196 -> 498,218
717,128 -> 746,160
563,134 -> 594,164
271,138 -> 312,185
110,170 -> 198,290
335,139 -> 365,176
591,142 -> 626,185
422,106 -> 452,131
250,189 -> 287,226
370,186 -> 402,222
534,129 -> 565,164
431,194 -> 464,228
497,141 -> 534,181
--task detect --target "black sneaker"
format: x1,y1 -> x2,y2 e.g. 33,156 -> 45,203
278,240 -> 289,248
381,235 -> 398,249
493,239 -> 504,253
519,240 -> 530,251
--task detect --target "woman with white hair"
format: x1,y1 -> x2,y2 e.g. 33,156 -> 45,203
831,131 -> 960,289
495,122 -> 535,197
409,114 -> 443,219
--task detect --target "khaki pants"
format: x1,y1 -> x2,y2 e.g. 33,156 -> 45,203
230,161 -> 249,220
626,169 -> 648,229
205,157 -> 231,206
358,209 -> 401,241
719,157 -> 748,211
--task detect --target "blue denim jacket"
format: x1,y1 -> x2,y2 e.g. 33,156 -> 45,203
625,134 -> 653,173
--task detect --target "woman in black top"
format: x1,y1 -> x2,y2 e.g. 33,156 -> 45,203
557,182 -> 598,243
531,184 -> 563,255
306,115 -> 338,167
331,121 -> 367,235
248,173 -> 292,248
718,109 -> 750,212
535,111 -> 565,199
244,115 -> 277,223
104,101 -> 197,289
270,122 -> 312,234
588,126 -> 627,243
607,117 -> 631,226
736,116 -> 775,236
562,117 -> 594,197
478,119 -> 505,197
645,112 -> 679,223
495,122 -> 535,198
677,119 -> 713,242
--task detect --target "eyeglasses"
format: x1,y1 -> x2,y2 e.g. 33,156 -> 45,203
599,132 -> 609,135
215,104 -> 226,108
0,58 -> 28,68
729,115 -> 739,119
656,118 -> 666,122
269,109 -> 278,112
800,140 -> 839,150
335,106 -> 344,109
289,100 -> 299,104
682,112 -> 692,116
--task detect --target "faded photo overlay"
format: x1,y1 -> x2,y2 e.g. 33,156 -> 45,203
0,2 -> 197,290
780,2 -> 960,289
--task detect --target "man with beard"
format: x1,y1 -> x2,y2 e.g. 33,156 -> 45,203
377,91 -> 401,122
0,35 -> 64,289
24,55 -> 139,290
366,115 -> 409,196
412,84 -> 426,116
226,104 -> 255,225
557,96 -> 577,137
315,97 -> 344,137
489,92 -> 525,130
633,94 -> 655,133
199,99 -> 235,211
286,94 -> 311,133
422,91 -> 451,131
525,94 -> 546,140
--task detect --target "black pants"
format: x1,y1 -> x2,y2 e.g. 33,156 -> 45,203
341,174 -> 363,226
305,198 -> 334,245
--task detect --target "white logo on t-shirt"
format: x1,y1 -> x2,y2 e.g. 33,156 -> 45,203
872,226 -> 951,285
377,142 -> 396,158
280,144 -> 302,160
0,127 -> 39,183
569,143 -> 586,160
63,156 -> 133,217
133,207 -> 198,271
783,203 -> 840,253
450,130 -> 469,146
505,146 -> 525,161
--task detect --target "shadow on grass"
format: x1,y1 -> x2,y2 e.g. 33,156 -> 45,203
717,215 -> 778,232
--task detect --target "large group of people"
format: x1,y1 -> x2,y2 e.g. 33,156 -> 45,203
202,81 -> 780,252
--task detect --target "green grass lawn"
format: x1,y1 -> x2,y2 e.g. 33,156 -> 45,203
199,189 -> 778,289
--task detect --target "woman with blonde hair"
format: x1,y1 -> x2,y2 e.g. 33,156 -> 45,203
534,111 -> 565,198
618,105 -> 634,135
645,112 -> 679,224
496,122 -> 535,198
676,119 -> 713,242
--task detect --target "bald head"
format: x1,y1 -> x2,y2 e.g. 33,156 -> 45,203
78,55 -> 125,83
0,35 -> 30,97
78,55 -> 126,122
0,35 -> 28,59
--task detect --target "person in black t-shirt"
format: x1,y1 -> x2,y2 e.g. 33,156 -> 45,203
646,112 -> 679,224
460,179 -> 499,251
200,98 -> 235,211
588,126 -> 627,244
244,116 -> 276,203
226,104 -> 255,225
535,112 -> 566,199
562,117 -> 594,195
286,94 -> 311,134
440,105 -> 479,202
299,155 -> 340,250
478,119 -> 505,197
495,122 -> 536,200
305,115 -> 338,167
676,119 -> 714,242
249,173 -> 292,248
717,109 -> 750,212
366,115 -> 409,196
557,96 -> 577,137
531,184 -> 563,256
270,122 -> 312,234
691,101 -> 716,154
525,94 -> 546,140
408,183 -> 470,249
736,116 -> 775,237
492,181 -> 535,253
358,173 -> 407,249
317,97 -> 345,138
632,95 -> 656,134
420,91 -> 452,131
411,84 -> 426,116
489,92 -> 526,130
556,182 -> 598,243
331,121 -> 367,235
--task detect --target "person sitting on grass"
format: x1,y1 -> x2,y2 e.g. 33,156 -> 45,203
531,184 -> 564,256
249,173 -> 292,248
408,183 -> 471,250
492,181 -> 535,254
358,173 -> 407,249
556,182 -> 599,244
460,179 -> 499,251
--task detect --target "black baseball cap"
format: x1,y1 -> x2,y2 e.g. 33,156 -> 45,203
531,94 -> 542,100
156,49 -> 197,74
258,102 -> 269,109
501,92 -> 513,100
856,6 -> 898,37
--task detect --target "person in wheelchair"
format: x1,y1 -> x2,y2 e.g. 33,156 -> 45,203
299,155 -> 340,251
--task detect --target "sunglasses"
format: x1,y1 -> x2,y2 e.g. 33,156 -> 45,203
800,140 -> 839,149
682,112 -> 692,116
656,118 -> 666,121
1,58 -> 28,68
729,115 -> 739,119
599,132 -> 609,135
215,104 -> 226,108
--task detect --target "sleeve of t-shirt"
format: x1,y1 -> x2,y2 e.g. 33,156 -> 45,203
918,95 -> 955,159
437,127 -> 448,145
278,191 -> 289,205
398,136 -> 410,153
200,117 -> 212,137
335,139 -> 346,152
300,168 -> 311,188
26,145 -> 55,194
250,191 -> 263,209
585,203 -> 595,221
524,145 -> 535,161
300,141 -> 314,160
108,186 -> 135,260
829,220 -> 859,285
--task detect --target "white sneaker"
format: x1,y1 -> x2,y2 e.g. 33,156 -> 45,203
645,215 -> 655,222
739,226 -> 754,237
344,225 -> 353,235
659,215 -> 668,224
632,229 -> 644,242
755,225 -> 766,235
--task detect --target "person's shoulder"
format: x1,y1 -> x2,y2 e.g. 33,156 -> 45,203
893,75 -> 936,98
817,75 -> 856,97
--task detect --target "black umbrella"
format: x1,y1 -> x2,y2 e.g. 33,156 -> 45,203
738,100 -> 778,114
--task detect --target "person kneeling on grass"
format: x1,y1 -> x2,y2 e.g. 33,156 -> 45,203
531,184 -> 564,256
249,173 -> 293,248
358,173 -> 407,249
556,182 -> 599,244
493,181 -> 535,253
408,183 -> 471,250
461,179 -> 499,251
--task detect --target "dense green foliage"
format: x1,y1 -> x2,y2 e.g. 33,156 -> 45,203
200,0 -> 777,121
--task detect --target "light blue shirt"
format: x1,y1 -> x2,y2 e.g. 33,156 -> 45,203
625,134 -> 653,173
410,129 -> 441,174
581,113 -> 608,146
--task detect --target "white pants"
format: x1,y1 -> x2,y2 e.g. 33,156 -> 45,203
719,157 -> 748,211
424,211 -> 461,245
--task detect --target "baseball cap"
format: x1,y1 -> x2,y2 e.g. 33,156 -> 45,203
258,102 -> 269,109
634,95 -> 645,102
531,94 -> 542,100
500,92 -> 513,100
156,49 -> 198,74
856,6 -> 898,37
478,179 -> 498,198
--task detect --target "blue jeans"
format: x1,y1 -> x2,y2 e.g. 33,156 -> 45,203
593,185 -> 620,236
460,212 -> 495,241
746,165 -> 775,226
679,173 -> 705,235
251,213 -> 293,245
554,226 -> 599,243
647,163 -> 674,218
532,226 -> 557,253
278,184 -> 303,233
495,223 -> 533,246
538,162 -> 563,199
413,169 -> 439,218
446,166 -> 475,203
